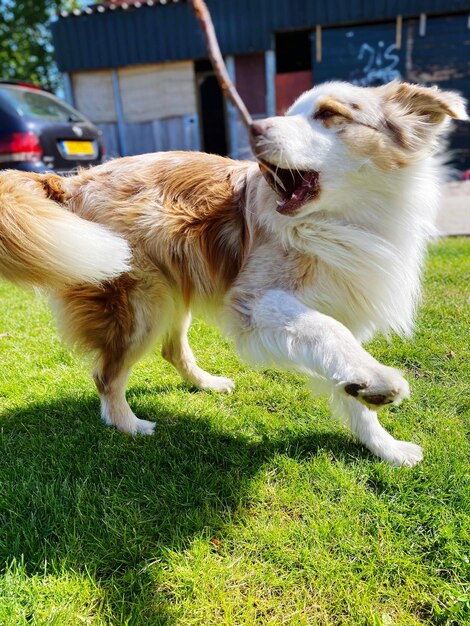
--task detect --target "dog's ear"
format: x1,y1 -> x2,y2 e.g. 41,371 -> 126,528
383,81 -> 468,123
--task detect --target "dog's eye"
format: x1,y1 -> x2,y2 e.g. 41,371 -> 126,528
314,108 -> 337,121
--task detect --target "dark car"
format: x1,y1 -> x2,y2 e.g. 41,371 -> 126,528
0,81 -> 105,173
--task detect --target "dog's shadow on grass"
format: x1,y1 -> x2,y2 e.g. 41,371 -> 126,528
0,391 -> 363,624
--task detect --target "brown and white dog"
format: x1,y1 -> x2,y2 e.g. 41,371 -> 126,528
2,80 -> 467,466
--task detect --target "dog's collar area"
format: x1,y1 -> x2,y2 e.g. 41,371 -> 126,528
257,159 -> 320,216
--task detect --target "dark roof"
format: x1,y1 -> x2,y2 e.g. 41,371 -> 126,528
51,0 -> 470,72
58,0 -> 182,18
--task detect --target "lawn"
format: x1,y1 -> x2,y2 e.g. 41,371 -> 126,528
0,237 -> 468,626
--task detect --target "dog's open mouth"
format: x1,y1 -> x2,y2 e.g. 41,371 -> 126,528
258,160 -> 320,216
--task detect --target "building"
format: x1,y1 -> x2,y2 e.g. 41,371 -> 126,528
51,0 -> 470,170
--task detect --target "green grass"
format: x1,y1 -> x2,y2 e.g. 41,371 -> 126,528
0,237 -> 468,625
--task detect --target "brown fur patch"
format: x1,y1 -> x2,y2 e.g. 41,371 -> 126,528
384,119 -> 408,149
391,83 -> 448,123
154,156 -> 248,298
64,152 -> 250,304
31,173 -> 68,204
340,125 -> 411,171
58,274 -> 137,387
385,81 -> 468,123
314,97 -> 354,127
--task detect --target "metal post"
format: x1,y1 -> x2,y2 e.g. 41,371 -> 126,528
183,114 -> 201,151
111,69 -> 128,157
265,50 -> 276,117
61,73 -> 75,106
419,13 -> 427,37
225,55 -> 238,159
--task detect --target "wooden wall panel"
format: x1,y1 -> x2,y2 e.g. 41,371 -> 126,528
275,71 -> 312,115
71,70 -> 117,123
235,53 -> 267,115
118,62 -> 197,123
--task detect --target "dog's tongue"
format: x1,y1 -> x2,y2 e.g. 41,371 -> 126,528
257,160 -> 320,216
276,172 -> 320,216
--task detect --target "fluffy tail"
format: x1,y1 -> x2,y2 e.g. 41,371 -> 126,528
0,172 -> 131,289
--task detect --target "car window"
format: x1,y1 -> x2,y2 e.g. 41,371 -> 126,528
0,86 -> 86,123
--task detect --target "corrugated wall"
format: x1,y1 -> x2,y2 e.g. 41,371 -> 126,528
51,0 -> 470,72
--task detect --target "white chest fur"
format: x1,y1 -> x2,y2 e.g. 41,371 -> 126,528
277,163 -> 441,341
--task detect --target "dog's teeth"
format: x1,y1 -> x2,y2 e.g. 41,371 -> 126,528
273,173 -> 286,191
276,200 -> 284,206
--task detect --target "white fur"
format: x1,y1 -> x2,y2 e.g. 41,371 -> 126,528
44,214 -> 133,285
225,81 -> 466,466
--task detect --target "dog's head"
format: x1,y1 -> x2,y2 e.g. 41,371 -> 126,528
250,80 -> 467,216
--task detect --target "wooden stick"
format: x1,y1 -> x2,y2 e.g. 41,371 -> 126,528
188,0 -> 253,129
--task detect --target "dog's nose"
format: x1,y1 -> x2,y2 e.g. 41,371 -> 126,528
250,121 -> 269,137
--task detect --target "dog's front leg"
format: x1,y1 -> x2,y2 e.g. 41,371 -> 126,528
329,391 -> 423,467
230,289 -> 421,466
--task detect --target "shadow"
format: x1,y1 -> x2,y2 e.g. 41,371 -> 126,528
0,392 -> 360,623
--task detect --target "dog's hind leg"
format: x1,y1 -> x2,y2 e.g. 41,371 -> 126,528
53,277 -> 162,435
161,311 -> 235,393
92,289 -> 174,435
94,355 -> 156,436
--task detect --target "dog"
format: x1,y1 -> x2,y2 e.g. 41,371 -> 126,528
0,170 -> 131,288
2,80 -> 466,466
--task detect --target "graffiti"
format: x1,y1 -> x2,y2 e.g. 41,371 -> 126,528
354,40 -> 402,86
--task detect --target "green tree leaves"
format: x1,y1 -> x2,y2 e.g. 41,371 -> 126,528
0,1 -> 83,92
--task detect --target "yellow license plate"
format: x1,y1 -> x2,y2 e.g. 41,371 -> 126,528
60,140 -> 95,156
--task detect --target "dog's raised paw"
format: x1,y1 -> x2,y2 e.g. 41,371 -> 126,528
344,367 -> 409,409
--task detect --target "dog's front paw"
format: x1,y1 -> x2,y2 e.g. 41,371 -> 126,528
196,374 -> 235,393
377,440 -> 423,467
343,365 -> 409,409
131,418 -> 156,435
